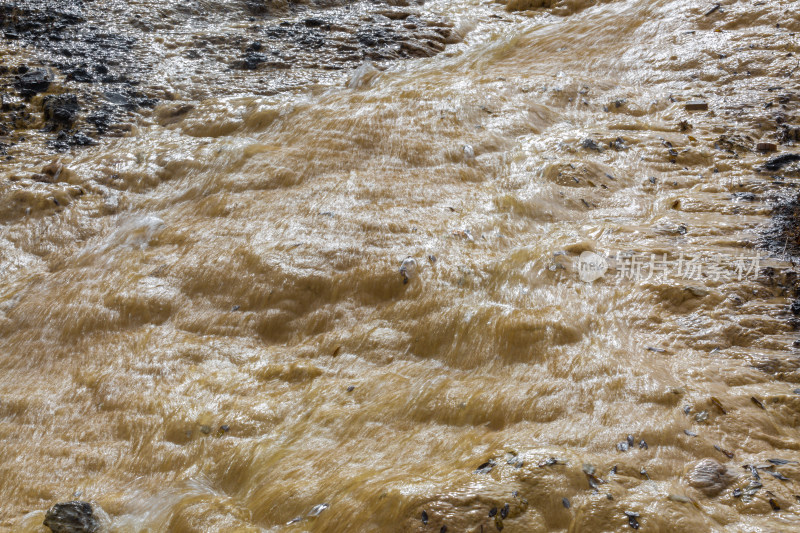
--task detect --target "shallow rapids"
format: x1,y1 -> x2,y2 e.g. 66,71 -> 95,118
2,0 -> 800,531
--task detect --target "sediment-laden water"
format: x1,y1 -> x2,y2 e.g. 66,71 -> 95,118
1,0 -> 800,531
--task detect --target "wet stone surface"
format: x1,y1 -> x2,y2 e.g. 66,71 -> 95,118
43,501 -> 99,533
0,0 -> 458,156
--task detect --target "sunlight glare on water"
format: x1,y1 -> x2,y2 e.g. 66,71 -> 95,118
1,0 -> 800,531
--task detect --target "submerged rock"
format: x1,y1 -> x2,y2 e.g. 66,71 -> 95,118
43,501 -> 99,533
399,257 -> 418,284
686,458 -> 734,496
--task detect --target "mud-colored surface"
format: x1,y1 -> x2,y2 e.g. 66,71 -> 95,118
2,0 -> 800,532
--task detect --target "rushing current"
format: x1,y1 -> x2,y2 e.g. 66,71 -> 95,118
1,0 -> 800,531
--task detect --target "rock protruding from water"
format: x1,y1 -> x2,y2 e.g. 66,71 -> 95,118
13,68 -> 52,96
43,94 -> 80,129
685,458 -> 734,497
43,501 -> 99,533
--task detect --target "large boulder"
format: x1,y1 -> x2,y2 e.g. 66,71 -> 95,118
43,501 -> 99,533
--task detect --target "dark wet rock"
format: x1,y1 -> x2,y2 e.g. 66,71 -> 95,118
710,397 -> 727,414
475,459 -> 496,474
86,108 -> 114,134
72,131 -> 94,146
732,192 -> 756,202
713,444 -> 734,459
583,463 -> 606,489
67,67 -> 93,82
43,501 -> 99,533
780,125 -> 800,144
686,458 -> 734,496
43,94 -> 80,129
246,41 -> 264,53
103,91 -> 129,106
768,458 -> 798,465
48,130 -> 95,152
304,17 -> 328,28
763,153 -> 800,171
751,396 -> 766,410
624,511 -> 640,529
0,0 -> 151,152
236,8 -> 457,71
234,51 -> 271,70
769,470 -> 789,481
765,193 -> 800,288
581,138 -> 602,151
14,68 -> 52,96
610,136 -> 627,150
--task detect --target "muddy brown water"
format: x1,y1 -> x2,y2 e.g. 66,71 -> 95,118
1,0 -> 800,531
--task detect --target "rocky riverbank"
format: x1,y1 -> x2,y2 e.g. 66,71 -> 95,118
0,0 -> 460,159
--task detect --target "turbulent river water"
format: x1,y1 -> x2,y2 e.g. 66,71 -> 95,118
2,0 -> 800,531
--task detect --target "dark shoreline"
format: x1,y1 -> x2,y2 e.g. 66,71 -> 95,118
0,0 -> 459,158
